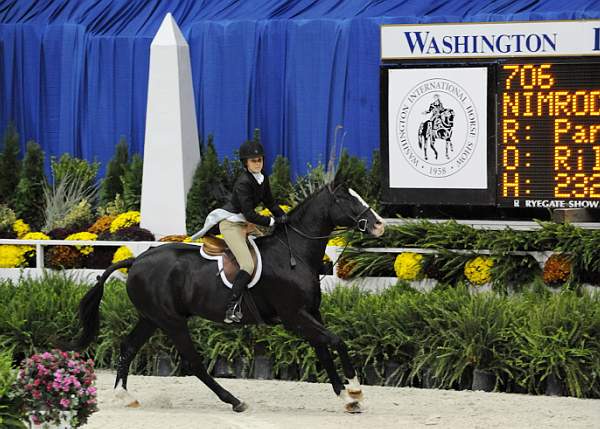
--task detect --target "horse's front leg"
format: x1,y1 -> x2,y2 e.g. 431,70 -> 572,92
287,309 -> 364,413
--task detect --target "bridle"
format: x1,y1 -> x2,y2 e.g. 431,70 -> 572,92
285,185 -> 373,240
276,185 -> 375,269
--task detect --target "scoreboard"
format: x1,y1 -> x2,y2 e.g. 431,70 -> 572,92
381,59 -> 600,207
381,20 -> 600,208
498,61 -> 600,208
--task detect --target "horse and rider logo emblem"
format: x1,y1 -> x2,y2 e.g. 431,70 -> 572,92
395,78 -> 479,178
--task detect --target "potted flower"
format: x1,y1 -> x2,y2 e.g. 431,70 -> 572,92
15,350 -> 98,428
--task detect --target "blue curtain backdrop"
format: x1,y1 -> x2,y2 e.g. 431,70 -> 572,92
1,0 -> 600,178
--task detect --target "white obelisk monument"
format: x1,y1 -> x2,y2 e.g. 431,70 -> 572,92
140,13 -> 200,237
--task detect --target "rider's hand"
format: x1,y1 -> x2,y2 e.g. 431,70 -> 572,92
274,215 -> 288,225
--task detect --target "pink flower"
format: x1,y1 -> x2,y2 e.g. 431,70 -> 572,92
41,352 -> 53,360
59,398 -> 71,408
32,390 -> 42,400
87,386 -> 97,395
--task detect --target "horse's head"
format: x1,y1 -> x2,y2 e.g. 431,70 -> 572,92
327,179 -> 385,237
441,108 -> 454,126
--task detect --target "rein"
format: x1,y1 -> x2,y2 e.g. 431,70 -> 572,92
276,186 -> 374,270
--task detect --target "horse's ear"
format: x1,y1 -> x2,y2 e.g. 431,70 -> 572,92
332,168 -> 345,189
326,124 -> 346,190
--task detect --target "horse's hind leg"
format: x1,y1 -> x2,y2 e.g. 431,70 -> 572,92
165,325 -> 247,412
114,317 -> 157,407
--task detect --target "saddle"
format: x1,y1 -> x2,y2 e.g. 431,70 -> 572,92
200,236 -> 262,288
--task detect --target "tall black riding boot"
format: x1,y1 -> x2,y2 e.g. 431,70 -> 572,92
224,270 -> 252,324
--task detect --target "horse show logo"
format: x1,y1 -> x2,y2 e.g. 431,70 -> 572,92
395,78 -> 479,178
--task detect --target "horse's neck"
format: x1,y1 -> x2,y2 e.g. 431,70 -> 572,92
286,192 -> 333,263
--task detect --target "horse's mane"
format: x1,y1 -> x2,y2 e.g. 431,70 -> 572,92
285,185 -> 329,222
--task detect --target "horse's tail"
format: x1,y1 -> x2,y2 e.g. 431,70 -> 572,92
73,258 -> 135,350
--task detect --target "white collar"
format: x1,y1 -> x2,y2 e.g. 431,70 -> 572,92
251,171 -> 264,184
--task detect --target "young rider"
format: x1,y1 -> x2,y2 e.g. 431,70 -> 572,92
191,140 -> 287,323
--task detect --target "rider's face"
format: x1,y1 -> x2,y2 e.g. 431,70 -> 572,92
247,157 -> 264,173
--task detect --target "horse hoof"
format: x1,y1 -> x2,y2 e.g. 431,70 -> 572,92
344,401 -> 362,414
126,400 -> 141,408
233,401 -> 248,412
347,388 -> 364,402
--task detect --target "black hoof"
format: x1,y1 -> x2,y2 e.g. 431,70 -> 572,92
233,401 -> 248,412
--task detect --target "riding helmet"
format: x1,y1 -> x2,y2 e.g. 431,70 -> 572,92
239,140 -> 264,160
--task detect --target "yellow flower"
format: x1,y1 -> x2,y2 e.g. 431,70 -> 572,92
20,232 -> 50,255
464,256 -> 494,285
12,219 -> 30,238
258,208 -> 272,216
109,211 -> 141,233
394,252 -> 423,281
257,205 -> 291,217
0,245 -> 26,268
66,232 -> 98,255
112,246 -> 134,273
327,235 -> 346,247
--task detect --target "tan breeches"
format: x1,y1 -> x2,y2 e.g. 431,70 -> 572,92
219,219 -> 254,274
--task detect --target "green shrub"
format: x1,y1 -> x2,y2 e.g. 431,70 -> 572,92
0,273 -> 598,399
13,141 -> 46,230
0,205 -> 17,236
122,154 -> 143,211
0,274 -> 84,359
269,155 -> 293,205
0,349 -> 26,428
336,149 -> 368,198
365,149 -> 382,210
50,153 -> 99,191
186,136 -> 229,235
0,123 -> 21,207
62,199 -> 94,230
290,162 -> 327,205
513,290 -> 600,397
99,137 -> 129,207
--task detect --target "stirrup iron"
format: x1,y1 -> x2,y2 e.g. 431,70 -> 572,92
224,298 -> 243,324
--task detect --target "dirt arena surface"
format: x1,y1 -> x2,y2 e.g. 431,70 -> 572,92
83,370 -> 599,429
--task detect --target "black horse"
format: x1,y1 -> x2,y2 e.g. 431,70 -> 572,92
74,174 -> 385,413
